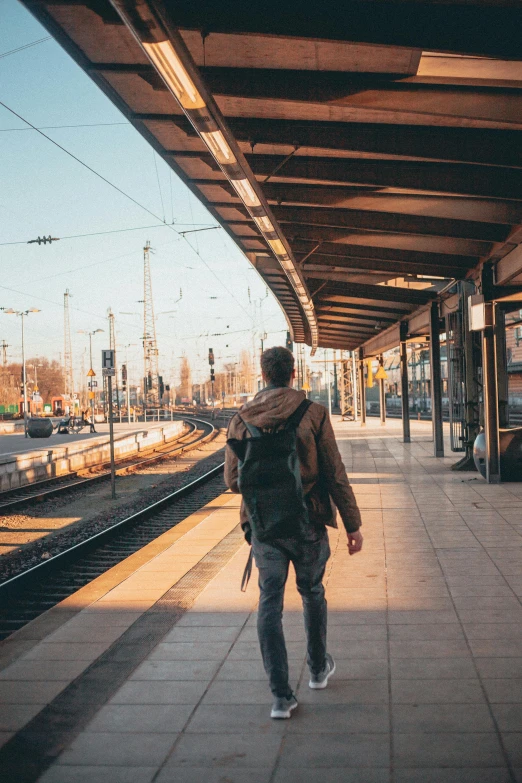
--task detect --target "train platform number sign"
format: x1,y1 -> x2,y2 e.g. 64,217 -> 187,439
102,349 -> 115,377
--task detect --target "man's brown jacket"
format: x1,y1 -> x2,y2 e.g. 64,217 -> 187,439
224,386 -> 362,536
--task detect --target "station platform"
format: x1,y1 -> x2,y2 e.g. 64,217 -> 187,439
0,418 -> 521,782
0,421 -> 177,458
0,420 -> 184,493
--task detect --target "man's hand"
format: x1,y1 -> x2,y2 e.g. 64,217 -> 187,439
347,530 -> 363,556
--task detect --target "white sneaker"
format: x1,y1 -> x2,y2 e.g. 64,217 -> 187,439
270,693 -> 298,719
309,653 -> 336,689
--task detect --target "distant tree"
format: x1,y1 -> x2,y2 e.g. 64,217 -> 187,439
0,358 -> 63,407
239,349 -> 254,394
177,355 -> 192,401
29,358 -> 64,401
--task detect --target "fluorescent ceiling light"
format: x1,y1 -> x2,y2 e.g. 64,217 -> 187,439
200,130 -> 236,165
231,178 -> 261,208
253,215 -> 275,233
143,40 -> 205,110
268,238 -> 287,256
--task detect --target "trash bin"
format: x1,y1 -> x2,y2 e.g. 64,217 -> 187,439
27,417 -> 54,438
473,427 -> 522,481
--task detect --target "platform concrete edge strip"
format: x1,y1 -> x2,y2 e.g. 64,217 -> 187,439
0,522 -> 245,783
0,490 -> 235,670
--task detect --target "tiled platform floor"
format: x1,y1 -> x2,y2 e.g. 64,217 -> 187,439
0,418 -> 521,782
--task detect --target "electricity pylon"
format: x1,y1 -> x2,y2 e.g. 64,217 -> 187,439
1,340 -> 9,367
63,289 -> 74,396
142,241 -> 159,407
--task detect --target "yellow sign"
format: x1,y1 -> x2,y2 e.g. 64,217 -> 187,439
375,365 -> 388,381
88,391 -> 95,399
87,368 -> 96,377
302,383 -> 310,391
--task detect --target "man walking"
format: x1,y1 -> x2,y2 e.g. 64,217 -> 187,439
225,346 -> 363,719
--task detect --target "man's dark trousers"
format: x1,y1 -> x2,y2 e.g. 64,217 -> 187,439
252,528 -> 330,697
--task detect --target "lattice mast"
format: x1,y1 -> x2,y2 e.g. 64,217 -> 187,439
63,289 -> 74,396
108,308 -> 120,412
1,340 -> 9,367
142,241 -> 160,406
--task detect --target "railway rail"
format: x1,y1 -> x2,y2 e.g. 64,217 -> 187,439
0,451 -> 226,640
0,416 -> 215,513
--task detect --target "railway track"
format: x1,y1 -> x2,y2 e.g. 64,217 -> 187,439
0,416 -> 215,513
0,456 -> 226,640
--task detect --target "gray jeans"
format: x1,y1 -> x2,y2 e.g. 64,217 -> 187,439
252,529 -> 330,697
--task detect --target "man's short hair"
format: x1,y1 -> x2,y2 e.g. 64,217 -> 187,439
261,346 -> 295,387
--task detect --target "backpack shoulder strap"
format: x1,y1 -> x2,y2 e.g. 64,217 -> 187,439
285,399 -> 313,431
237,415 -> 262,439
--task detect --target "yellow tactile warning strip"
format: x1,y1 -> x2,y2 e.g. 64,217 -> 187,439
0,515 -> 248,783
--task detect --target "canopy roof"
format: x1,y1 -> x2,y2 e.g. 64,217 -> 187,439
23,0 -> 522,352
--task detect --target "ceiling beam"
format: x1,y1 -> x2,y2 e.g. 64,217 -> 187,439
200,67 -> 522,126
171,117 -> 522,169
320,281 -> 434,306
244,154 -> 522,201
319,313 -> 384,327
281,224 -> 491,258
300,255 -> 465,279
271,205 -> 508,243
291,239 -> 477,269
319,325 -> 376,338
259,184 -> 522,225
317,305 -> 397,323
495,244 -> 522,286
162,2 -> 522,59
305,268 -> 453,286
317,296 -> 413,317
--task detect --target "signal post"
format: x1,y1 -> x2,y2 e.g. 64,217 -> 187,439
102,349 -> 116,499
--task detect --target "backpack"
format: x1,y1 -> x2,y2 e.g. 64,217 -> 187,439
227,399 -> 312,543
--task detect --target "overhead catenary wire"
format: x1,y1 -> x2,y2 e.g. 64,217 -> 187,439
152,150 -> 166,222
0,100 -> 256,321
0,222 -> 217,247
0,100 -> 172,227
0,37 -> 51,60
0,122 -> 130,131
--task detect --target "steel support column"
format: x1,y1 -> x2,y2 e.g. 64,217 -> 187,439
358,348 -> 366,426
378,354 -> 386,426
352,352 -> 358,421
483,302 -> 501,483
495,309 -> 509,428
400,322 -> 411,443
429,301 -> 444,457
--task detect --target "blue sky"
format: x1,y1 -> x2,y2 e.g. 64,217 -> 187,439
0,0 -> 287,388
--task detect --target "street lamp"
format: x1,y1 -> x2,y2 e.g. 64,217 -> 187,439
77,329 -> 104,428
4,308 -> 41,437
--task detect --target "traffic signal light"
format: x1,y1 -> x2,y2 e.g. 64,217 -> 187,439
165,384 -> 170,392
208,348 -> 214,366
210,368 -> 215,383
286,331 -> 293,352
158,376 -> 164,399
121,364 -> 127,391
